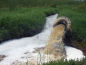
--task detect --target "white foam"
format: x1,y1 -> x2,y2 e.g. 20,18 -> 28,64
0,14 -> 85,65
65,46 -> 85,61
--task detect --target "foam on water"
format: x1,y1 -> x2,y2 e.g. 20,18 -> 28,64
65,46 -> 85,61
0,14 -> 85,65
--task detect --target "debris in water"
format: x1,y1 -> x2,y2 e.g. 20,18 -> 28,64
0,55 -> 6,61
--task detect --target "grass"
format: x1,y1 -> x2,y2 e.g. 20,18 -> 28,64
24,57 -> 86,65
0,8 -> 46,42
43,57 -> 86,65
0,7 -> 58,43
0,0 -> 82,8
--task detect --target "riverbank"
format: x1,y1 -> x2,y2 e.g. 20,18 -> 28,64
0,8 -> 58,43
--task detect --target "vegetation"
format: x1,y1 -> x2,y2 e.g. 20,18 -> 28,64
0,8 -> 58,43
0,0 -> 83,8
43,57 -> 86,65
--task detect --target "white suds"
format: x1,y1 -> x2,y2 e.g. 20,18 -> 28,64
0,14 -> 85,65
65,46 -> 85,61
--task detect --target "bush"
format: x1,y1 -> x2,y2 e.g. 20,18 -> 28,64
0,29 -> 10,42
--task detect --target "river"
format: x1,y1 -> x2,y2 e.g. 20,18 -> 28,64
0,14 -> 85,65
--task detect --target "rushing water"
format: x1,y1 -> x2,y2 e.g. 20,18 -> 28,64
0,14 -> 85,65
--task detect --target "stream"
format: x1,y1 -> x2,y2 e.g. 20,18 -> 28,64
0,14 -> 85,65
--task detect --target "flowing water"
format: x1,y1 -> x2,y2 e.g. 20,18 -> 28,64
0,14 -> 85,65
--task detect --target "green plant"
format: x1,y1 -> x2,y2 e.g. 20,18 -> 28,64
43,57 -> 86,65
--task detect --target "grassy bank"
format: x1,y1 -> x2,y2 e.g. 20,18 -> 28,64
0,0 -> 82,8
0,8 -> 58,43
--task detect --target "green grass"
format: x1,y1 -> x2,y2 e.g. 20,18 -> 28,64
0,7 -> 58,43
43,57 -> 86,65
0,0 -> 82,8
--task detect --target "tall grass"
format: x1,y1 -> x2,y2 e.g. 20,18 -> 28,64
43,57 -> 86,65
0,8 -> 58,43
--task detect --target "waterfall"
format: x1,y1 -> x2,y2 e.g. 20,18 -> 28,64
0,14 -> 84,65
